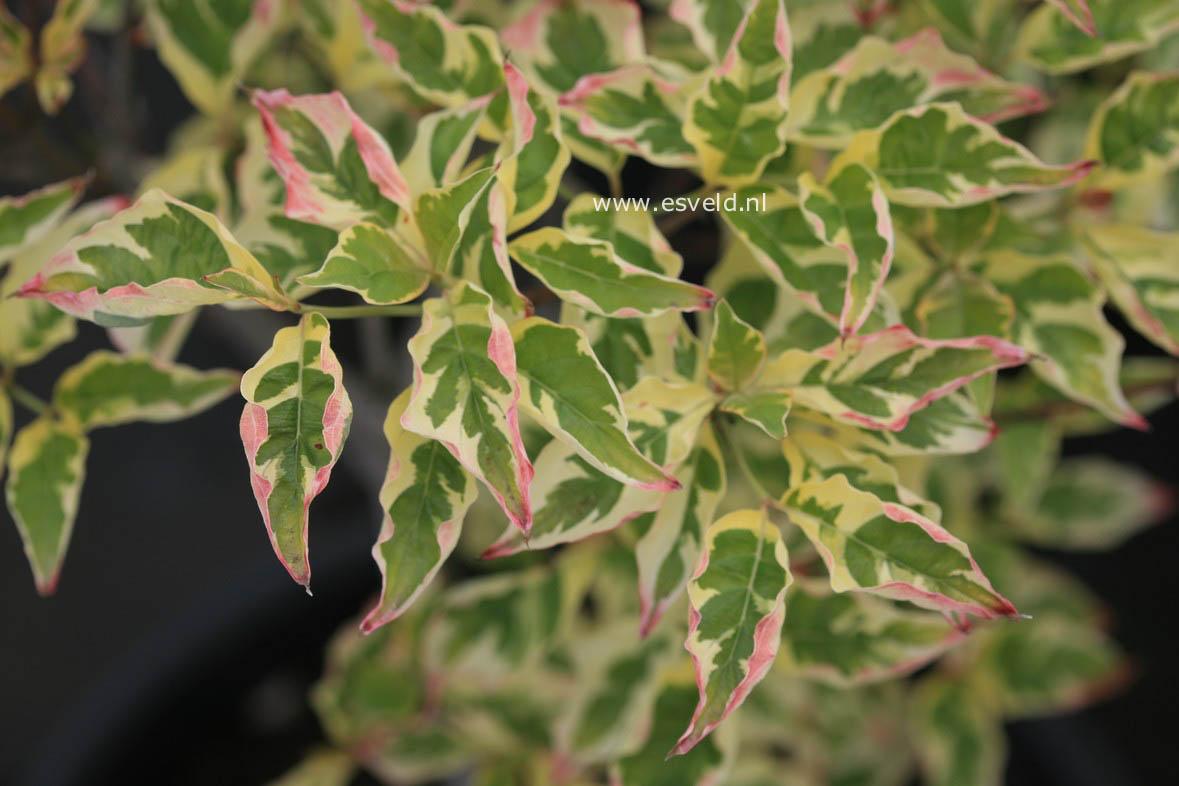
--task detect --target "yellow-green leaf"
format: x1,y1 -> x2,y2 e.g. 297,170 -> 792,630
1083,72 -> 1179,190
1085,224 -> 1179,356
298,222 -> 430,305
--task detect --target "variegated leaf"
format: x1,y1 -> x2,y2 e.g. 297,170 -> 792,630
788,30 -> 1048,149
512,316 -> 676,490
708,300 -> 767,391
18,190 -> 289,326
252,89 -> 416,232
830,103 -> 1094,207
720,186 -> 857,327
978,248 -> 1144,428
563,193 -> 684,276
240,312 -> 352,590
482,378 -> 716,558
509,227 -> 715,317
139,146 -> 232,222
296,0 -> 397,91
0,176 -> 86,263
497,62 -> 570,232
404,282 -> 533,535
361,388 -> 477,633
354,0 -> 504,109
1003,457 -> 1171,550
53,351 -> 238,430
909,676 -> 1005,786
0,4 -> 33,99
5,415 -> 88,595
781,429 -> 941,520
777,583 -> 963,685
670,0 -> 757,62
0,298 -> 76,369
559,622 -> 677,762
298,222 -> 430,305
673,507 -> 792,756
915,272 -> 1015,341
635,421 -> 727,636
720,390 -> 791,439
559,63 -> 697,168
401,97 -> 490,193
787,1 -> 866,83
415,168 -> 528,315
146,0 -> 282,115
782,475 -> 1017,619
501,0 -> 645,96
1083,72 -> 1179,190
1017,0 -> 1179,74
798,163 -> 894,336
683,0 -> 791,187
1085,224 -> 1179,355
760,325 -> 1027,431
613,675 -> 737,786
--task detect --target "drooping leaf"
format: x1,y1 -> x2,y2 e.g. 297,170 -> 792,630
0,176 -> 86,263
5,415 -> 88,595
509,227 -> 715,317
635,421 -> 727,636
909,676 -> 1005,786
146,0 -> 282,115
1002,457 -> 1171,550
415,167 -> 528,315
497,62 -> 570,232
558,63 -> 697,168
777,583 -> 963,685
252,88 -> 417,232
683,0 -> 791,187
240,312 -> 352,590
482,377 -> 716,558
361,388 -> 478,633
403,282 -> 533,535
798,163 -> 894,336
978,248 -> 1144,428
1016,0 -> 1179,74
760,325 -> 1027,431
298,222 -> 430,305
1085,224 -> 1179,356
782,475 -> 1018,619
17,190 -> 289,326
672,507 -> 792,755
354,0 -> 504,108
788,30 -> 1048,149
53,350 -> 238,430
512,316 -> 676,490
830,103 -> 1094,207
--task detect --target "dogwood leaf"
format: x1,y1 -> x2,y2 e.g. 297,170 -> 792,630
672,507 -> 792,756
240,312 -> 352,590
361,388 -> 477,633
497,63 -> 570,232
401,97 -> 490,193
0,176 -> 86,263
298,222 -> 430,305
509,227 -> 715,317
1085,224 -> 1179,356
830,103 -> 1094,207
403,282 -> 533,535
909,676 -> 1005,786
683,0 -> 791,187
782,475 -> 1018,619
53,351 -> 238,431
1084,72 -> 1179,191
17,190 -> 288,326
708,300 -> 767,391
5,415 -> 88,596
1017,0 -> 1179,74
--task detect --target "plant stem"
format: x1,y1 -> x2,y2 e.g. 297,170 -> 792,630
7,383 -> 50,415
714,414 -> 778,508
299,303 -> 422,319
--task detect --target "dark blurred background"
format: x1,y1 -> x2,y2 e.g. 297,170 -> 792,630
2,6 -> 1178,786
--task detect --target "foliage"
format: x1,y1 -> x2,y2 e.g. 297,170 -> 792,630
2,0 -> 1177,783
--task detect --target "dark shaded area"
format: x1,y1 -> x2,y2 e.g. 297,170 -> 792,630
1,12 -> 1177,786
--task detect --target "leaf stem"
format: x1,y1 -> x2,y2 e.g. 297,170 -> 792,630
7,382 -> 50,415
299,303 -> 423,319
